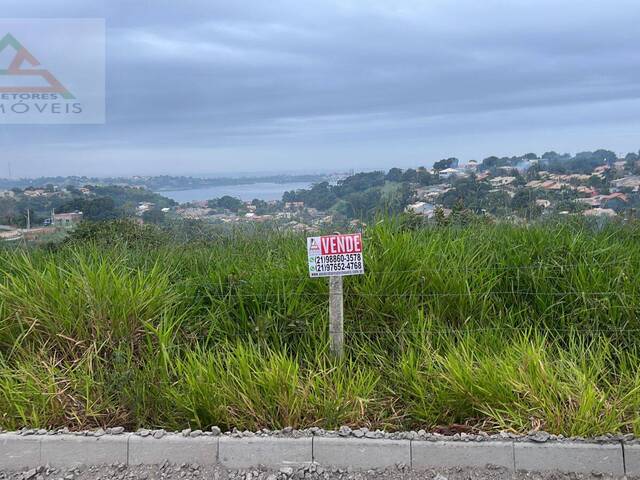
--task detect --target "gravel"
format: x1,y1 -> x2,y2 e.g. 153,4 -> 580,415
3,426 -> 634,445
0,427 -> 631,479
0,464 -> 629,480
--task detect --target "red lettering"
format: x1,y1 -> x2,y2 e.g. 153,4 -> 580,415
319,234 -> 363,254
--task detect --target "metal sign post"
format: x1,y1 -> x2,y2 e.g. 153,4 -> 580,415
307,232 -> 364,358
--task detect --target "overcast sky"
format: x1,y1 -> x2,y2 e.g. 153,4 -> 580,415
2,0 -> 640,177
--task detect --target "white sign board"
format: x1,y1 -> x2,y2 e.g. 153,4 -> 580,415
307,233 -> 364,277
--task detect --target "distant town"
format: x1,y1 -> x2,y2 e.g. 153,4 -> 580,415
1,148 -> 639,242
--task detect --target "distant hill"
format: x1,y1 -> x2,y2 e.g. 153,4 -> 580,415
0,174 -> 332,191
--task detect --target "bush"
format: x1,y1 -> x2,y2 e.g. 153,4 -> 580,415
64,219 -> 167,248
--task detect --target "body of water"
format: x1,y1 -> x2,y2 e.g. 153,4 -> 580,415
158,182 -> 311,203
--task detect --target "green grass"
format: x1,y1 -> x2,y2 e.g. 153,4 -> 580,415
0,218 -> 640,434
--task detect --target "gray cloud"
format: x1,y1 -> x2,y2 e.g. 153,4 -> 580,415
2,0 -> 640,176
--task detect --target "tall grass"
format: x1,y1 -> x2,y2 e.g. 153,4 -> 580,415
0,219 -> 640,434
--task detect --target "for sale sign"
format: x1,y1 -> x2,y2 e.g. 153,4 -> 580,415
307,233 -> 364,277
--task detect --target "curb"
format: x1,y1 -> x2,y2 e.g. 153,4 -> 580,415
0,434 -> 633,474
219,437 -> 312,469
314,438 -> 410,469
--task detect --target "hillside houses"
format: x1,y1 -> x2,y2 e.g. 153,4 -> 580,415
405,153 -> 640,221
575,193 -> 628,210
613,176 -> 640,190
490,176 -> 516,187
415,185 -> 451,202
526,180 -> 567,190
4,151 -> 640,236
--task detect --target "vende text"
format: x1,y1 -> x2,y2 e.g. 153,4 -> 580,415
320,234 -> 362,255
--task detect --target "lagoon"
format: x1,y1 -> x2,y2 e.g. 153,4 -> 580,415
157,181 -> 311,203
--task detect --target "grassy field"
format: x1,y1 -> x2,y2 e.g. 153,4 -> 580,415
1,218 -> 640,435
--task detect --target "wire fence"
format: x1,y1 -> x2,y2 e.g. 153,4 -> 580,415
198,327 -> 640,337
201,290 -> 636,298
174,261 -> 640,338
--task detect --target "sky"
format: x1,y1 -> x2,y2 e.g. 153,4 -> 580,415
2,0 -> 640,178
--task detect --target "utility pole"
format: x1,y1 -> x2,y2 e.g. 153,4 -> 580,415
26,209 -> 30,230
329,275 -> 344,358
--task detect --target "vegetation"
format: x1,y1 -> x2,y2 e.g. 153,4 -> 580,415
0,185 -> 175,227
280,148 -> 640,222
1,218 -> 640,435
283,171 -> 420,218
4,148 -> 640,231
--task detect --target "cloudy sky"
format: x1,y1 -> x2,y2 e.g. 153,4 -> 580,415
2,0 -> 640,177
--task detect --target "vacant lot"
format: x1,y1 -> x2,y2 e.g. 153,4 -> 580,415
0,219 -> 639,435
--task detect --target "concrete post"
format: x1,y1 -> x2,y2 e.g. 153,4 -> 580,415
329,275 -> 344,358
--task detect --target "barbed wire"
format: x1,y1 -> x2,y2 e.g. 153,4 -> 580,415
178,259 -> 640,272
200,326 -> 640,335
175,278 -> 636,290
165,260 -> 640,287
198,290 -> 637,298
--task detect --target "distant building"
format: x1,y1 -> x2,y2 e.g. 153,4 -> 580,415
599,192 -> 628,210
284,201 -> 304,211
406,201 -> 436,217
177,207 -> 211,219
497,166 -> 519,175
583,208 -> 617,218
490,176 -> 516,187
526,180 -> 567,191
593,165 -> 610,177
52,211 -> 83,228
576,186 -> 596,195
614,161 -> 627,171
438,168 -> 460,179
576,197 -> 601,208
137,202 -> 155,214
23,189 -> 46,197
613,176 -> 640,190
464,160 -> 478,171
415,184 -> 451,201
